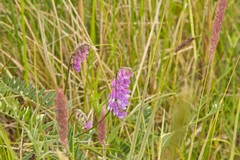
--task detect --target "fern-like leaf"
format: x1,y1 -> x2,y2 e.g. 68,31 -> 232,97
0,76 -> 55,107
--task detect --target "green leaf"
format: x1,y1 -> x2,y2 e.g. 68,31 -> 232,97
23,83 -> 33,94
42,91 -> 54,103
18,80 -> 26,91
108,126 -> 120,143
28,88 -> 37,98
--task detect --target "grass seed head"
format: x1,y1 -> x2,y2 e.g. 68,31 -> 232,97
55,89 -> 68,150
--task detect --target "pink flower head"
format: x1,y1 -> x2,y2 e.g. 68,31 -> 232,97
108,68 -> 133,119
72,43 -> 90,72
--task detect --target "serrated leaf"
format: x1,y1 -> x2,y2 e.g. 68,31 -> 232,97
28,88 -> 37,98
42,91 -> 54,103
18,80 -> 26,91
23,84 -> 33,95
1,75 -> 56,108
45,94 -> 55,107
34,89 -> 45,101
10,77 -> 15,88
13,77 -> 20,88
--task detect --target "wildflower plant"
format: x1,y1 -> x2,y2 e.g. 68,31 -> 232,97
64,42 -> 91,94
108,68 -> 133,119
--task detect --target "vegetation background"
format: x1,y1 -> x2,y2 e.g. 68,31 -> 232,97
0,0 -> 239,159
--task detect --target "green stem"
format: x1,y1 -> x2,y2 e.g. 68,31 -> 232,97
64,55 -> 73,94
21,0 -> 29,84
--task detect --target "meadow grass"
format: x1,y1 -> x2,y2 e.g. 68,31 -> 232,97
0,0 -> 240,159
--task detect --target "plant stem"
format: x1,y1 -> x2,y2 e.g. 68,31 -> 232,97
64,55 -> 73,94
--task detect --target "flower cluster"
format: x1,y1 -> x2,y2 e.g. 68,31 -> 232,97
72,43 -> 90,72
75,109 -> 92,130
84,120 -> 92,130
108,68 -> 133,119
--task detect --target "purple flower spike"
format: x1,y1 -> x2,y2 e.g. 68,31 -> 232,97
72,43 -> 90,72
108,68 -> 133,119
84,120 -> 92,130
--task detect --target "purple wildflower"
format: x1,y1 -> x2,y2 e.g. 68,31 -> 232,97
84,120 -> 92,130
72,43 -> 90,72
108,68 -> 133,119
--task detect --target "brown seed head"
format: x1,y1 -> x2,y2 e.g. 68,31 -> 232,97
98,106 -> 107,146
209,0 -> 227,60
55,89 -> 68,149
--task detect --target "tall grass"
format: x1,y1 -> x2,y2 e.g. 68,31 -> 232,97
0,0 -> 239,159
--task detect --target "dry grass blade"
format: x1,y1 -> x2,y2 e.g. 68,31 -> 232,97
175,37 -> 196,53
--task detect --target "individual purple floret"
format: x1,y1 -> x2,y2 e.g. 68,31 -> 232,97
72,43 -> 90,72
108,68 -> 133,119
84,120 -> 92,130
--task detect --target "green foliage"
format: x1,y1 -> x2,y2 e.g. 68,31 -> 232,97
0,76 -> 55,108
0,124 -> 17,160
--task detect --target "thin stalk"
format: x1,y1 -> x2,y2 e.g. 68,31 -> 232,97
20,0 -> 29,84
128,1 -> 162,159
205,56 -> 240,158
158,109 -> 165,160
188,60 -> 211,160
230,95 -> 240,160
137,0 -> 163,157
64,55 -> 73,94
